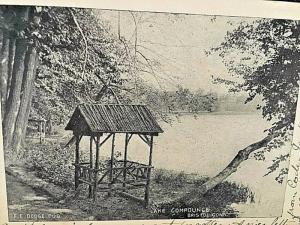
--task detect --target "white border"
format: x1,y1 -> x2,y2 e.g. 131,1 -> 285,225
1,0 -> 300,20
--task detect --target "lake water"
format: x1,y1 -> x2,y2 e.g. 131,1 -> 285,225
80,113 -> 291,217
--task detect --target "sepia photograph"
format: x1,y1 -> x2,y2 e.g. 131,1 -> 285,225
0,3 -> 299,222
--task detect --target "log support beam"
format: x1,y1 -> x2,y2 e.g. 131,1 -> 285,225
108,133 -> 116,197
88,136 -> 93,198
93,135 -> 100,201
144,135 -> 153,207
74,134 -> 82,190
123,133 -> 129,188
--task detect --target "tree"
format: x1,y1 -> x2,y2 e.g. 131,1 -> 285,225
0,6 -> 135,157
188,89 -> 218,113
180,19 -> 300,203
1,6 -> 177,155
0,6 -> 41,157
32,7 -> 131,124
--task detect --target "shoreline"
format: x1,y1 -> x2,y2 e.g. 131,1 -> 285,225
165,111 -> 261,116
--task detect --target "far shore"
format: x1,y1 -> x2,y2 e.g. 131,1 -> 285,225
166,110 -> 261,116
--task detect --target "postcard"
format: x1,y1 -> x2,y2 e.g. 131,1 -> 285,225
0,1 -> 300,225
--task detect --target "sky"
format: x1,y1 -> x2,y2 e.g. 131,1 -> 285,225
97,10 -> 258,94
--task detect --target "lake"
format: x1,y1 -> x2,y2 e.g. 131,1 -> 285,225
80,112 -> 291,217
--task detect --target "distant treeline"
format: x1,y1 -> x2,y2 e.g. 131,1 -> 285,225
216,93 -> 261,113
164,86 -> 218,113
140,86 -> 217,114
139,85 -> 260,116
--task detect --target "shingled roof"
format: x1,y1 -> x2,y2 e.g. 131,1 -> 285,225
65,104 -> 163,134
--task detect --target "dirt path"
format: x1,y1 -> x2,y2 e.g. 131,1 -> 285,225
6,173 -> 88,222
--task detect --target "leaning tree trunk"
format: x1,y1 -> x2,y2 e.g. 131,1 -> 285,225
177,135 -> 273,204
12,45 -> 38,154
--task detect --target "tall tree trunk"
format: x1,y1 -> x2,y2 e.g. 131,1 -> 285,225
12,45 -> 37,154
20,81 -> 36,150
6,36 -> 16,102
2,38 -> 28,152
176,135 -> 273,204
0,30 -> 10,118
2,7 -> 30,153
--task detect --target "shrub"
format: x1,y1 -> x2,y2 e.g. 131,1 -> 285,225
25,142 -> 75,189
23,141 -> 123,190
160,174 -> 255,218
209,181 -> 255,204
152,168 -> 188,187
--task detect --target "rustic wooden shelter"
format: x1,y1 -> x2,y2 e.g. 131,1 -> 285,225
65,104 -> 163,207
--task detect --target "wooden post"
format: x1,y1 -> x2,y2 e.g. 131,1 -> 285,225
93,135 -> 100,201
43,121 -> 46,141
39,121 -> 42,144
74,134 -> 80,190
123,133 -> 129,188
88,136 -> 93,198
144,135 -> 153,207
44,121 -> 46,132
109,133 -> 116,196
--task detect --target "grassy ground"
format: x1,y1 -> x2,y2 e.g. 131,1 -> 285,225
6,138 -> 255,220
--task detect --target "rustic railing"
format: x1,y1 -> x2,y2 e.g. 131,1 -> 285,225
74,160 -> 152,200
74,161 -> 150,187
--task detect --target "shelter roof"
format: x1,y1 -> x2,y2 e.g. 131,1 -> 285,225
65,104 -> 163,134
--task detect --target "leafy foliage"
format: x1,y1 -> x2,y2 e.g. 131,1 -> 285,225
210,19 -> 300,180
264,154 -> 290,183
0,6 -> 41,41
31,7 -> 132,124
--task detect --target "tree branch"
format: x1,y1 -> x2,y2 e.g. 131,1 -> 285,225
94,73 -> 121,104
69,9 -> 88,81
136,50 -> 164,90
